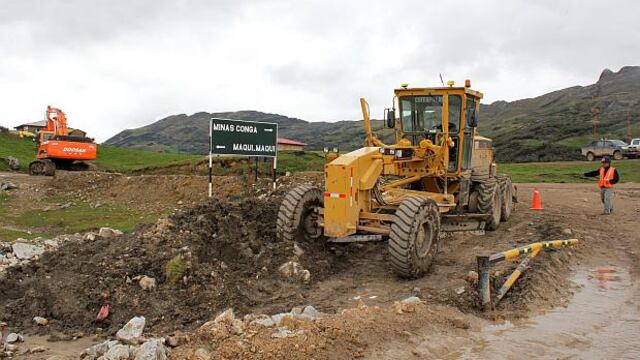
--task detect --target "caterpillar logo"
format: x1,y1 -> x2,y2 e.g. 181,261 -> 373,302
63,147 -> 87,153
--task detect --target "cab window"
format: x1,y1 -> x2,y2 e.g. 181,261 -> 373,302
400,95 -> 443,145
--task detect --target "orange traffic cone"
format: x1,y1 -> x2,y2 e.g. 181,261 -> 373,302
530,187 -> 543,210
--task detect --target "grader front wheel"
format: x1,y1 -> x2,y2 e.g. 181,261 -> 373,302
276,185 -> 323,242
389,196 -> 441,278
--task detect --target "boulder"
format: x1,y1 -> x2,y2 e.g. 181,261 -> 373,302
98,227 -> 123,238
6,333 -> 21,343
301,305 -> 322,319
6,156 -> 20,171
81,340 -> 119,358
33,316 -> 48,326
213,308 -> 234,324
0,181 -> 18,190
116,316 -> 146,344
138,276 -> 157,291
12,242 -> 45,260
134,339 -> 167,360
104,344 -> 130,360
278,261 -> 311,284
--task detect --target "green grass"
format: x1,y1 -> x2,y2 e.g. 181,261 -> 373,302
9,202 -> 159,238
0,132 -> 200,173
0,133 -> 37,171
500,159 -> 640,183
556,134 -> 598,149
94,145 -> 201,172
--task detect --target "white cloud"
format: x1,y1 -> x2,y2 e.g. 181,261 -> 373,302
0,0 -> 638,141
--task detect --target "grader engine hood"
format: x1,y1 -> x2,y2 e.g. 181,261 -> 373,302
323,147 -> 382,238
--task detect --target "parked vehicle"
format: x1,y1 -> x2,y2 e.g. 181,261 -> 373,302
581,139 -> 629,161
625,138 -> 640,158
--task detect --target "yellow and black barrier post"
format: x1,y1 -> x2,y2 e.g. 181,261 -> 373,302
477,239 -> 579,310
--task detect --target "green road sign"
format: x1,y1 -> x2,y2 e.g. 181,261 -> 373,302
210,118 -> 278,157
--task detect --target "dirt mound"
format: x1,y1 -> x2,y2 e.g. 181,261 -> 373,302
0,191 -> 335,335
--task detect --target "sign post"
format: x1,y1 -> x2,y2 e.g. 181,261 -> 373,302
208,118 -> 278,196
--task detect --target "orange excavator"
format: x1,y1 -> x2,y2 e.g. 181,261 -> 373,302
28,106 -> 97,176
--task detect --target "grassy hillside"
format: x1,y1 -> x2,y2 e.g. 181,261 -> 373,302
0,133 -> 38,171
500,159 -> 640,183
105,110 -> 395,155
105,66 -> 640,162
0,132 -> 199,173
480,66 -> 640,162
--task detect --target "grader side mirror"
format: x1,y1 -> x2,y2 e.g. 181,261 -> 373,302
385,109 -> 395,128
468,109 -> 479,128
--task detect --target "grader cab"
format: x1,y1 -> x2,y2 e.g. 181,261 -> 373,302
277,81 -> 516,278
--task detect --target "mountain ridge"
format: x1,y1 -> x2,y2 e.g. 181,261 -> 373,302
106,66 -> 640,162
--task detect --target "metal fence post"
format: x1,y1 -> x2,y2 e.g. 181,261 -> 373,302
477,252 -> 491,311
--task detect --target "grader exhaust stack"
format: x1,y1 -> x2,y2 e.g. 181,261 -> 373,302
277,81 -> 517,278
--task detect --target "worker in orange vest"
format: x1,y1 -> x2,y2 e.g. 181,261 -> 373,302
583,156 -> 620,215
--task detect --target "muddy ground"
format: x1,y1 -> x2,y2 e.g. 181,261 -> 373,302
1,172 -> 639,359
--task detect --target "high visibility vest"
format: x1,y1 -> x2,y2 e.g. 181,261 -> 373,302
598,166 -> 616,188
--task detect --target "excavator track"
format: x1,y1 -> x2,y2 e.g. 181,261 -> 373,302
28,159 -> 56,176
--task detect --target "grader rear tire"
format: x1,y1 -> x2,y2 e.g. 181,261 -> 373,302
389,196 -> 440,278
498,176 -> 514,221
476,179 -> 502,231
276,185 -> 323,242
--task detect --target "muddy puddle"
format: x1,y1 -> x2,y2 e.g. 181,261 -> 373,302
460,265 -> 640,359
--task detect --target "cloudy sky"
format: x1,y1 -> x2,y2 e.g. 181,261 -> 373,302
1,0 -> 638,142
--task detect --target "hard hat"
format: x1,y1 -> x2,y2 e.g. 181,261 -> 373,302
601,156 -> 612,163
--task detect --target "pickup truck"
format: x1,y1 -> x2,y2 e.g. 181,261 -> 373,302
581,139 -> 629,161
625,138 -> 640,158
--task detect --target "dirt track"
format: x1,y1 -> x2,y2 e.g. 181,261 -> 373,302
1,173 -> 639,359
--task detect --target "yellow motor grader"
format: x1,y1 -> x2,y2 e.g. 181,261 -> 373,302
277,81 -> 516,278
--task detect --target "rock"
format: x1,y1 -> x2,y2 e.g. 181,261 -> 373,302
194,348 -> 210,360
466,271 -> 479,283
59,202 -> 72,209
165,336 -> 179,348
455,286 -> 466,295
4,344 -> 18,352
0,181 -> 18,190
33,316 -> 49,326
249,315 -> 275,327
394,296 -> 423,314
177,200 -> 183,205
104,344 -> 130,360
301,305 -> 322,319
116,316 -> 146,344
214,308 -> 235,324
43,239 -> 59,248
81,340 -> 119,358
5,333 -> 20,343
293,243 -> 305,257
278,261 -> 311,284
138,276 -> 157,291
30,346 -> 46,353
562,228 -> 573,235
271,327 -> 303,338
270,313 -> 291,326
271,327 -> 292,338
6,156 -> 20,171
12,242 -> 45,260
84,233 -> 97,241
98,227 -> 123,238
402,296 -> 422,304
134,338 -> 167,360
